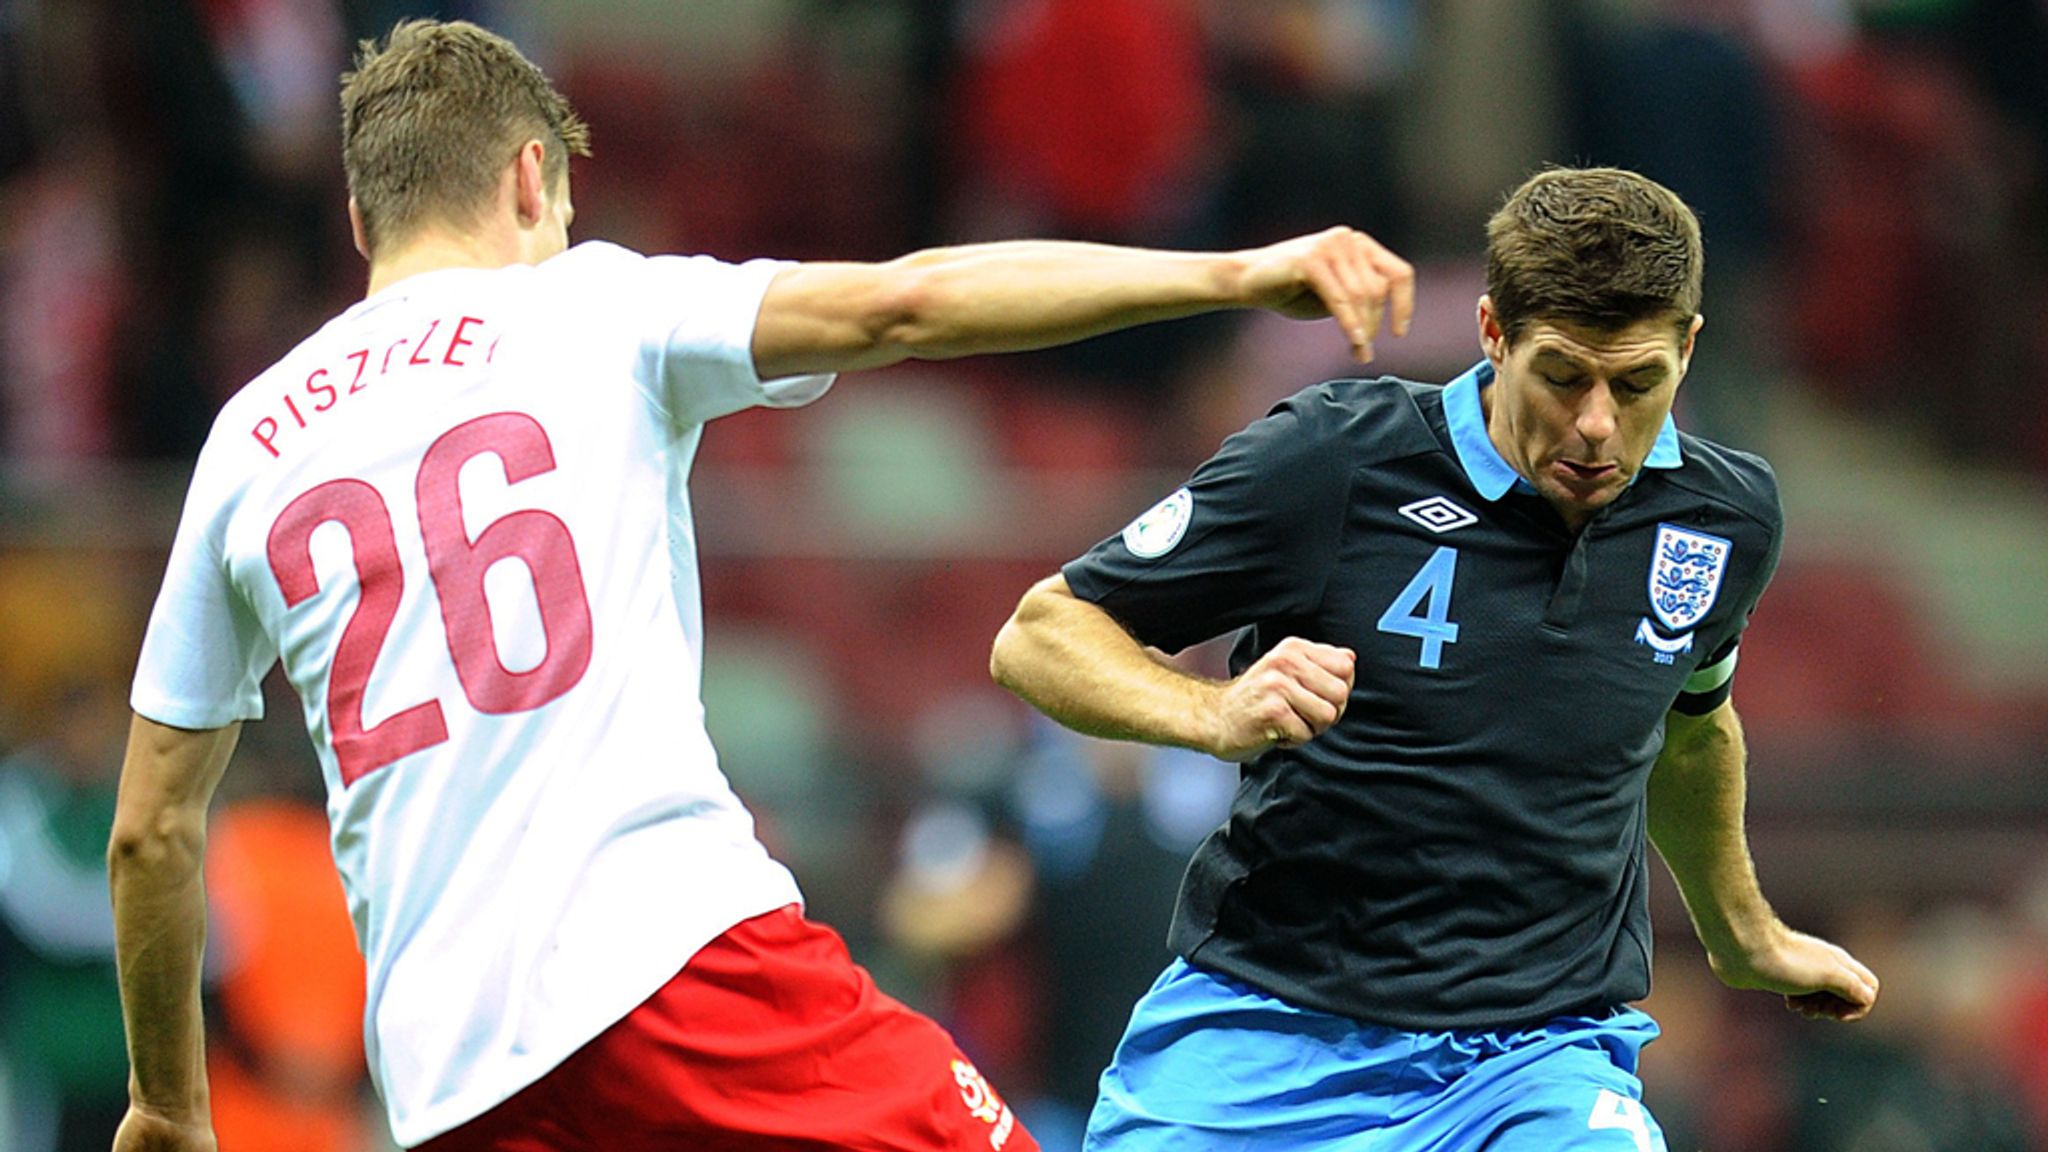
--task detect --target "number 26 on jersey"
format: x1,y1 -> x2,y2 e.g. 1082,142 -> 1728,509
266,412 -> 595,785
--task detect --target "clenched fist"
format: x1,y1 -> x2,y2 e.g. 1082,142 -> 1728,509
1206,637 -> 1356,762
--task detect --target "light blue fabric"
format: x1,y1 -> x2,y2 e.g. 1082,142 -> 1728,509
1442,362 -> 1682,501
1085,959 -> 1668,1152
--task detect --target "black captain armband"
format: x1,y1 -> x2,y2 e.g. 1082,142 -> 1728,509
1671,641 -> 1740,716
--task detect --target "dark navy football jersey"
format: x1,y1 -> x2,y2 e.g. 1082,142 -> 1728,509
1061,362 -> 1783,1031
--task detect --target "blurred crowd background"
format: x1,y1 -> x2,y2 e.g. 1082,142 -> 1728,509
2,1 -> 2046,1149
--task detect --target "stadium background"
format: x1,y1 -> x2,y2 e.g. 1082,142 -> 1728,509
2,1 -> 2046,1149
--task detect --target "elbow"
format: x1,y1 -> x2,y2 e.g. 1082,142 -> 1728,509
866,259 -> 965,361
989,576 -> 1061,694
107,809 -> 206,880
989,610 -> 1028,694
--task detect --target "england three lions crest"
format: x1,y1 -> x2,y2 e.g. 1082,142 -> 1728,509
1649,524 -> 1732,633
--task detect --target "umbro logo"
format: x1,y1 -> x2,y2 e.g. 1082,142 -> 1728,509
1398,496 -> 1478,534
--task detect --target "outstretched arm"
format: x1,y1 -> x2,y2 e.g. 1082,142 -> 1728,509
990,575 -> 1354,763
751,227 -> 1414,379
109,714 -> 240,1152
1648,700 -> 1879,1021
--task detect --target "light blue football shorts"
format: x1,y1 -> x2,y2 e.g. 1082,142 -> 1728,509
1085,959 -> 1668,1152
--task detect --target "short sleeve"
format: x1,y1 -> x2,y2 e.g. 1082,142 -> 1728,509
627,251 -> 835,427
1063,390 -> 1352,653
131,463 -> 276,730
1672,472 -> 1783,717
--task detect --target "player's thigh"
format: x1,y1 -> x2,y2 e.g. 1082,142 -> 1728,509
579,905 -> 1037,1152
416,1087 -> 578,1152
1458,1044 -> 1669,1152
1085,962 -> 1402,1152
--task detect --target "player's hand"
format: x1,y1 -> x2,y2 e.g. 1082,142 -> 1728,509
1207,637 -> 1355,762
1236,227 -> 1415,363
1708,924 -> 1880,1023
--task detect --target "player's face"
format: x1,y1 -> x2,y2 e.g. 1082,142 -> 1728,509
1479,300 -> 1701,529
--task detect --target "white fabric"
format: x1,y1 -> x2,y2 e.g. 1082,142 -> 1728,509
132,242 -> 831,1146
1682,646 -> 1740,695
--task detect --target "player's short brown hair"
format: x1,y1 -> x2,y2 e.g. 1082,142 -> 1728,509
1484,167 -> 1703,344
341,19 -> 591,256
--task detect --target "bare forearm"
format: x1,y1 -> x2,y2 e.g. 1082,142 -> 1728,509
990,577 -> 1223,754
1648,703 -> 1882,1017
110,809 -> 210,1117
1648,704 -> 1777,960
754,226 -> 1413,378
756,242 -> 1249,377
110,716 -> 239,1122
882,241 -> 1250,357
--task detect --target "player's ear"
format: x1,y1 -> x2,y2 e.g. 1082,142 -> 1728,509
348,197 -> 370,261
514,140 -> 548,227
1678,313 -> 1704,379
1477,296 -> 1508,366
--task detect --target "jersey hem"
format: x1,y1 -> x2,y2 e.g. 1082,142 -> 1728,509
384,883 -> 802,1148
1173,948 -> 1641,1035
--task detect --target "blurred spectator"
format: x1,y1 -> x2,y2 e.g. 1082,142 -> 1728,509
202,792 -> 372,1152
2009,866 -> 2048,1148
1391,0 -> 1566,252
953,0 -> 1213,241
1202,0 -> 1417,249
1004,721 -> 1234,1149
0,144 -> 127,470
101,0 -> 265,458
876,756 -> 1041,1140
194,0 -> 345,186
0,0 -> 31,184
0,550 -> 142,1152
880,686 -> 1237,1152
0,748 -> 126,1152
879,797 -> 1039,1075
1782,904 -> 2033,1150
557,4 -> 906,263
1771,4 -> 2039,464
946,0 -> 1234,406
1638,943 -> 1801,1152
0,3 -> 129,471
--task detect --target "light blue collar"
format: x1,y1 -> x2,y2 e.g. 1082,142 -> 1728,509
1442,361 -> 1682,502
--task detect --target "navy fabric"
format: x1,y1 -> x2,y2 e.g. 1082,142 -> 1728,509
1063,376 -> 1782,1029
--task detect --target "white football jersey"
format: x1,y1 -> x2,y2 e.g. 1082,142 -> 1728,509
131,242 -> 832,1146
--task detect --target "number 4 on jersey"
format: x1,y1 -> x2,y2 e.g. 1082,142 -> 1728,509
1376,546 -> 1459,669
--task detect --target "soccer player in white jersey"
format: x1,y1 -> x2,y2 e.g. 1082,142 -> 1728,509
109,18 -> 1415,1152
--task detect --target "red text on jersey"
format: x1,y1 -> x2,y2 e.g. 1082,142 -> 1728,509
252,314 -> 495,460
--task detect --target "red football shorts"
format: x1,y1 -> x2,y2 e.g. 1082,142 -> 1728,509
418,904 -> 1036,1152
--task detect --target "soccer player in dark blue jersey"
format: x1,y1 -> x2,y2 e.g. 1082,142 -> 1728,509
991,166 -> 1878,1151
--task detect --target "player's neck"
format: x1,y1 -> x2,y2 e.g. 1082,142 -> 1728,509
364,225 -> 527,298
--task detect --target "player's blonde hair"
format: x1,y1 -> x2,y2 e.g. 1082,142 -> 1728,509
1485,167 -> 1703,344
340,19 -> 591,257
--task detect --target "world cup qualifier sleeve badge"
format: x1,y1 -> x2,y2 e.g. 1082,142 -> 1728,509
1122,487 -> 1193,559
1635,524 -> 1733,664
